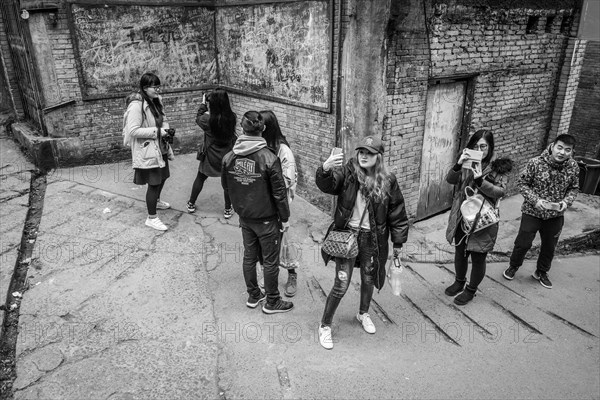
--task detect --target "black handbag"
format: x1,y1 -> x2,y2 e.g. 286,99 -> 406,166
322,200 -> 369,259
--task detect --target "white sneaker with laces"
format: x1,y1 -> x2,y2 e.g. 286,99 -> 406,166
318,325 -> 333,350
156,200 -> 171,210
356,312 -> 376,334
145,217 -> 167,231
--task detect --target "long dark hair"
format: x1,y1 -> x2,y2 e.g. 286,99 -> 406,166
260,110 -> 290,151
353,153 -> 392,201
207,88 -> 236,143
465,129 -> 495,164
139,73 -> 163,122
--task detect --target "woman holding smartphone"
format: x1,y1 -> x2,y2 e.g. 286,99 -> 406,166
444,129 -> 512,305
315,136 -> 409,349
187,88 -> 237,217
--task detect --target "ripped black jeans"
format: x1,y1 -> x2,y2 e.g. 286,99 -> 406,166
321,229 -> 376,327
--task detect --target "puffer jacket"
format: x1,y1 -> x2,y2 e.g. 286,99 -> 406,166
316,158 -> 409,290
445,158 -> 512,253
518,147 -> 579,220
125,93 -> 174,169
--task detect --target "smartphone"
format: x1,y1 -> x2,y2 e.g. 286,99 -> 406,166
464,149 -> 483,161
331,147 -> 343,156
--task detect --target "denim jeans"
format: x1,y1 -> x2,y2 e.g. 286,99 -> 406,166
321,229 -> 376,327
240,218 -> 281,305
509,214 -> 564,272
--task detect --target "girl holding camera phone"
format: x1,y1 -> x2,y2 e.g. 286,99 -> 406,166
444,129 -> 512,305
187,88 -> 237,218
124,72 -> 174,231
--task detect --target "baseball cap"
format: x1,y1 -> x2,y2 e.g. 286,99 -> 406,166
355,136 -> 384,155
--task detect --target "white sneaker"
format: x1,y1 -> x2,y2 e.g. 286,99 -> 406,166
318,325 -> 333,350
356,313 -> 376,334
156,200 -> 171,210
145,217 -> 167,231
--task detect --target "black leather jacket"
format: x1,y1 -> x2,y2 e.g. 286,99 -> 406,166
222,146 -> 290,223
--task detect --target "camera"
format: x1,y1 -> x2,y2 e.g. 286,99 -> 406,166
162,128 -> 175,144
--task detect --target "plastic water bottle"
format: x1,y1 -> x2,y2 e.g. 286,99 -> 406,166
389,256 -> 403,296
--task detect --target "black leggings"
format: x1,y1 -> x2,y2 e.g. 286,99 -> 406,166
454,224 -> 487,289
146,181 -> 165,216
189,171 -> 231,209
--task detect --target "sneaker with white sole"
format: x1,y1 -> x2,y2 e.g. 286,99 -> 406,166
356,312 -> 376,334
156,200 -> 171,210
145,217 -> 167,231
186,201 -> 196,213
532,270 -> 553,289
262,299 -> 294,314
318,325 -> 333,350
246,291 -> 266,308
224,208 -> 234,219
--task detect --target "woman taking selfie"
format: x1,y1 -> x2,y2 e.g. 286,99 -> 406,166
315,136 -> 409,350
124,72 -> 174,231
187,88 -> 237,218
444,129 -> 512,305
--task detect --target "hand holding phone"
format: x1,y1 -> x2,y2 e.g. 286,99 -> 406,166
324,147 -> 344,171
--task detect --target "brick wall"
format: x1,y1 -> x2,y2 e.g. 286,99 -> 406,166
569,41 -> 600,159
385,1 -> 578,217
549,38 -> 586,139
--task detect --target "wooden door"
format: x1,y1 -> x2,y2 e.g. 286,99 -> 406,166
416,81 -> 466,220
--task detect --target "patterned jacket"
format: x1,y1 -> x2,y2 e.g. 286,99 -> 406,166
518,147 -> 579,220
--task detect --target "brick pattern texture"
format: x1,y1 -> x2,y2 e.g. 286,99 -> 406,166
384,2 -> 580,217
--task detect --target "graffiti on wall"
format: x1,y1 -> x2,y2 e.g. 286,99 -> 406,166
216,2 -> 331,109
70,4 -> 218,97
69,1 -> 332,111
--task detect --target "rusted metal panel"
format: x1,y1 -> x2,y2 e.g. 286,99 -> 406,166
1,0 -> 46,133
416,81 -> 466,220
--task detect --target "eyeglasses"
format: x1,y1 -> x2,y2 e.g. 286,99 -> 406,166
474,144 -> 488,151
147,86 -> 161,91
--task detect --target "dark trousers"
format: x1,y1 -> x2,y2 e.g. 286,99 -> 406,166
240,218 -> 281,305
189,172 -> 232,209
509,214 -> 564,272
321,230 -> 375,327
146,181 -> 165,215
454,224 -> 487,289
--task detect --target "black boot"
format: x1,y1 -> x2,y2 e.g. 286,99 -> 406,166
454,285 -> 477,306
444,279 -> 466,296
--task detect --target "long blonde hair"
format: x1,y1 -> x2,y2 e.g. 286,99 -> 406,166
353,152 -> 391,200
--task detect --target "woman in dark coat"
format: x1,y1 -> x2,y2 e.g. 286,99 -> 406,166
187,88 -> 237,218
315,136 -> 409,350
444,129 -> 512,305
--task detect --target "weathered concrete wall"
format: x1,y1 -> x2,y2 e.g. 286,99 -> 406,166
338,0 -> 389,153
569,41 -> 600,159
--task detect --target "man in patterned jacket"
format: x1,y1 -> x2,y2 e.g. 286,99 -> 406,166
503,134 -> 579,289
